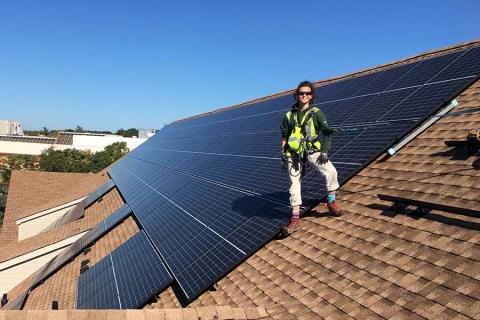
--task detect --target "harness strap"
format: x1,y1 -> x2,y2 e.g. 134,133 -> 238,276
300,110 -> 315,136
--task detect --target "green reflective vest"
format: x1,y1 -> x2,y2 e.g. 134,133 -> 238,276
284,107 -> 322,157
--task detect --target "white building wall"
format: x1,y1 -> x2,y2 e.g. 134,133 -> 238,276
0,233 -> 86,295
16,198 -> 85,241
71,135 -> 146,152
0,141 -> 70,155
0,136 -> 146,156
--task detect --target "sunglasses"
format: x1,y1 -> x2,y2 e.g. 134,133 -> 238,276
297,91 -> 313,96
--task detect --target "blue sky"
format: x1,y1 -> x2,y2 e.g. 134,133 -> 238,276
0,1 -> 479,131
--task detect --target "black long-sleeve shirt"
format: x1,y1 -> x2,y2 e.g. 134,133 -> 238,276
280,104 -> 332,153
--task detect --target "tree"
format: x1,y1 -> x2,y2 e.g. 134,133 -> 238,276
0,143 -> 130,226
115,128 -> 138,137
40,142 -> 129,174
0,155 -> 36,184
40,148 -> 93,173
0,183 -> 7,225
90,142 -> 129,173
75,125 -> 85,133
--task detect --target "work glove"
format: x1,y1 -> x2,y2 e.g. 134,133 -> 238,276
281,155 -> 288,170
317,152 -> 329,165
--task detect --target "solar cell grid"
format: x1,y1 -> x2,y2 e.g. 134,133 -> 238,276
109,159 -> 290,302
328,72 -> 380,100
381,77 -> 474,122
313,80 -> 346,102
111,231 -> 173,309
101,45 -> 480,308
429,46 -> 480,82
387,50 -> 464,90
340,88 -> 416,125
165,95 -> 292,132
325,94 -> 379,125
77,231 -> 173,309
77,256 -> 120,309
354,62 -> 420,95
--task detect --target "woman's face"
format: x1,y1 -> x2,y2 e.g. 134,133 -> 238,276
297,86 -> 313,105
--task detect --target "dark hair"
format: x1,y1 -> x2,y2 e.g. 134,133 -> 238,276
294,80 -> 315,102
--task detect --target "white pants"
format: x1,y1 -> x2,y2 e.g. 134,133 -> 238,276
287,152 -> 339,209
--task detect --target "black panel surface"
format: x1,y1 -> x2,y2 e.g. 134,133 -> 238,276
76,255 -> 120,309
111,231 -> 173,308
77,231 -> 173,309
109,160 -> 290,302
102,45 -> 480,308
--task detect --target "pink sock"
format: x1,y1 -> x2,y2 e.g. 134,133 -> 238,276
292,211 -> 300,220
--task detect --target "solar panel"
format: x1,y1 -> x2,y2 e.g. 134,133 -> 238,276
429,46 -> 480,82
29,205 -> 132,293
97,45 -> 480,307
77,231 -> 173,309
109,159 -> 290,302
381,78 -> 474,121
84,179 -> 116,208
387,50 -> 464,90
328,72 -> 380,100
45,200 -> 86,230
0,135 -> 56,144
76,254 -> 120,309
354,62 -> 421,96
111,231 -> 173,308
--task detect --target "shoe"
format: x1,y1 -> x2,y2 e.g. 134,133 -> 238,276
327,201 -> 343,217
286,219 -> 301,234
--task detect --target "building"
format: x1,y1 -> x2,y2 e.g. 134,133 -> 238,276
0,120 -> 24,136
138,128 -> 158,139
55,132 -> 146,153
0,40 -> 479,319
0,131 -> 147,156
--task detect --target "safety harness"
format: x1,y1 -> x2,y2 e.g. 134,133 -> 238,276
284,106 -> 322,156
283,106 -> 322,176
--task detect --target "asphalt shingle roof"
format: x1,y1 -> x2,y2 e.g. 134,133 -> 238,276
0,170 -> 108,245
1,40 -> 479,319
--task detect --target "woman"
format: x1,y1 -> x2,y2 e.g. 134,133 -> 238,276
280,81 -> 342,233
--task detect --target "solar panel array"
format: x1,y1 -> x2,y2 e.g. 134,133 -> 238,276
76,46 -> 480,307
0,135 -> 56,144
76,231 -> 173,309
3,205 -> 132,310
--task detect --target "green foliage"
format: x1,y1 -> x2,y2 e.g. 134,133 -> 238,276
0,155 -> 36,182
0,183 -> 7,225
40,148 -> 93,173
40,142 -> 129,173
0,142 -> 129,225
116,128 -> 138,137
90,142 -> 129,173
